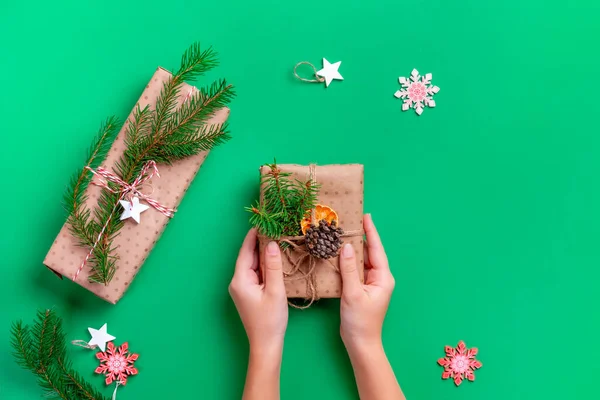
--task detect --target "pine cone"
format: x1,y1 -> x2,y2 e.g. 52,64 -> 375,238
305,219 -> 344,259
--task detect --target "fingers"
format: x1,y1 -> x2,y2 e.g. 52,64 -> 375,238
339,243 -> 363,298
234,228 -> 258,275
263,241 -> 285,295
363,214 -> 389,271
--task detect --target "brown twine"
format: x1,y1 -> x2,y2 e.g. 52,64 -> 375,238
263,164 -> 364,309
71,340 -> 98,349
293,61 -> 325,84
279,230 -> 363,309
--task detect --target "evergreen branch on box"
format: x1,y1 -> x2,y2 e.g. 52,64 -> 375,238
64,42 -> 235,285
63,117 -> 120,216
11,310 -> 108,400
246,161 -> 320,239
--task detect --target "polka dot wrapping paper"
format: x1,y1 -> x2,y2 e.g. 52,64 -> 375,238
258,164 -> 364,299
43,67 -> 230,304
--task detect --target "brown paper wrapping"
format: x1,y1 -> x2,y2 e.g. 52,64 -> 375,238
258,164 -> 364,299
43,67 -> 230,304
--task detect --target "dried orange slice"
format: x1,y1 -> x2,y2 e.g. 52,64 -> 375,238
301,204 -> 339,234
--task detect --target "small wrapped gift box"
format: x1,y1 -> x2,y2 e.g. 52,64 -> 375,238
257,164 -> 365,302
44,67 -> 230,304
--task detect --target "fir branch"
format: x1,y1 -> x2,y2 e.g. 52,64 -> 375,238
291,179 -> 320,227
63,117 -> 120,216
246,202 -> 284,238
64,117 -> 120,259
262,163 -> 293,213
150,43 -> 218,148
32,309 -> 52,369
177,42 -> 219,82
10,322 -> 36,371
123,105 -> 153,159
10,310 -> 109,400
75,42 -> 234,285
150,123 -> 231,163
57,358 -> 107,400
247,161 -> 321,239
163,79 -> 234,139
67,207 -> 97,248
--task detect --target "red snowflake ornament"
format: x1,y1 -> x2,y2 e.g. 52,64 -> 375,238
95,342 -> 139,385
437,340 -> 482,386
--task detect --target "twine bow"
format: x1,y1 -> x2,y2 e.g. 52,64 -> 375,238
272,164 -> 363,309
72,160 -> 175,281
85,160 -> 175,218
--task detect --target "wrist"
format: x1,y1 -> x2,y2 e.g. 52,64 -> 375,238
249,338 -> 284,362
343,336 -> 384,360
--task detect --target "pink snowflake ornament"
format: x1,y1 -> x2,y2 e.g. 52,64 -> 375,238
95,342 -> 139,386
437,340 -> 482,386
394,69 -> 440,115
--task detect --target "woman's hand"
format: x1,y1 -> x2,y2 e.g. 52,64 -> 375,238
339,214 -> 395,352
338,214 -> 405,400
229,229 -> 288,400
229,228 -> 288,353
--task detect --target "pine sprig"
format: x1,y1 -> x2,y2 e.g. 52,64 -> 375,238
177,43 -> 219,81
247,161 -> 320,239
151,123 -> 231,163
246,202 -> 284,238
63,42 -> 235,284
63,117 -> 120,216
10,310 -> 108,400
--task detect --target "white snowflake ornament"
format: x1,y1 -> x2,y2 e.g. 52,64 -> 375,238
394,69 -> 440,115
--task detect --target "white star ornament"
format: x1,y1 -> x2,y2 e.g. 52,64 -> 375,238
119,196 -> 150,224
316,58 -> 344,87
87,323 -> 116,352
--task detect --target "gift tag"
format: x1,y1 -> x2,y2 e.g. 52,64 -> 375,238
394,68 -> 440,115
294,58 -> 344,87
119,196 -> 150,224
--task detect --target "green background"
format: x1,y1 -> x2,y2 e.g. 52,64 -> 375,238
1,0 -> 599,398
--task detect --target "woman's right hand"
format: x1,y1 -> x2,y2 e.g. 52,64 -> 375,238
338,215 -> 405,400
339,214 -> 395,353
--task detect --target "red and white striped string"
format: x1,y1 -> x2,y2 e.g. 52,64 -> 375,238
72,160 -> 175,281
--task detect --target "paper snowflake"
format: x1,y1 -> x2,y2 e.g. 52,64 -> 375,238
95,342 -> 139,385
437,340 -> 482,386
394,69 -> 440,115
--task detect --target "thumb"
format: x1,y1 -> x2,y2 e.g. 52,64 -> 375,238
263,241 -> 285,295
339,243 -> 362,298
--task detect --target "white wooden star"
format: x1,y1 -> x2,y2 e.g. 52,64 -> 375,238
88,323 -> 116,352
119,197 -> 150,224
316,58 -> 344,87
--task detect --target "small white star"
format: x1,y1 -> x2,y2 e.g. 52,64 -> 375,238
119,197 -> 150,224
316,58 -> 344,87
88,323 -> 116,352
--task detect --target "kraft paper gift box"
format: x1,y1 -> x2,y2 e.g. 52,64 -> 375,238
257,164 -> 365,301
44,67 -> 230,304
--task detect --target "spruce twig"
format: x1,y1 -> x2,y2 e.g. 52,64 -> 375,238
10,310 -> 108,400
64,118 -> 120,251
247,161 -> 320,239
63,117 -> 120,216
66,42 -> 235,284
